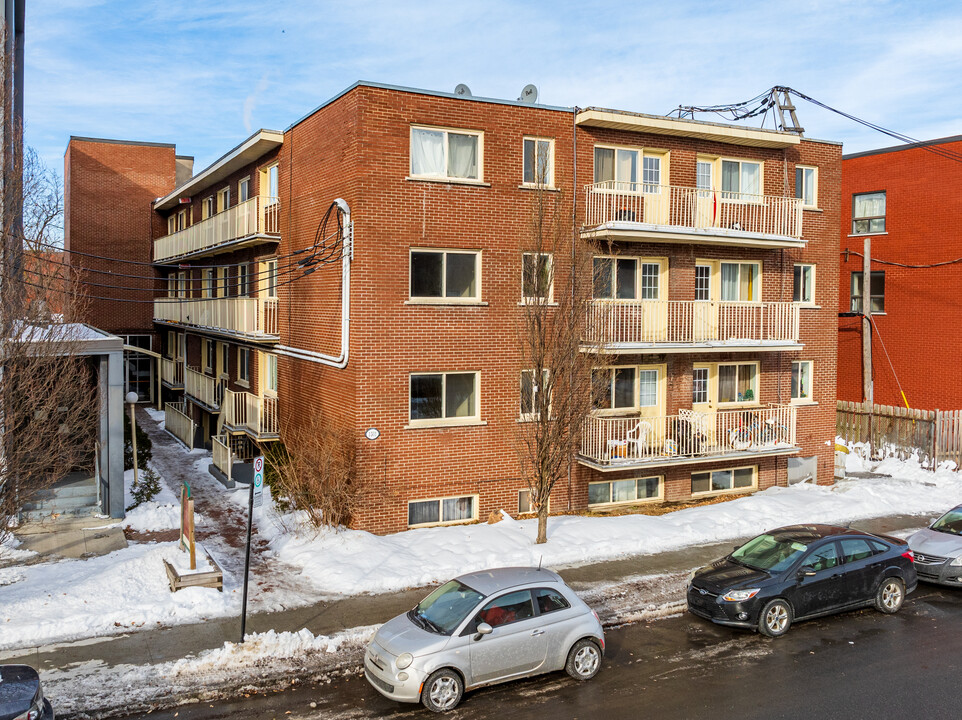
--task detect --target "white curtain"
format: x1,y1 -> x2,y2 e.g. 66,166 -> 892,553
854,193 -> 885,217
741,162 -> 760,196
721,263 -> 739,301
616,149 -> 638,187
447,133 -> 478,179
411,128 -> 445,176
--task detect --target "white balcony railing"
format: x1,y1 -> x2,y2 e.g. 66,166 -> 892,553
185,366 -> 223,410
584,300 -> 799,347
223,388 -> 279,438
154,195 -> 280,262
161,357 -> 184,387
153,297 -> 278,338
584,182 -> 803,240
580,404 -> 797,467
165,401 -> 195,449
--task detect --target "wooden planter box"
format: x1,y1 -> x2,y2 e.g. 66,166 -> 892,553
163,550 -> 224,592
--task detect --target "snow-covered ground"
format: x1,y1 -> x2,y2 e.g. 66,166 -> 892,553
3,440 -> 960,656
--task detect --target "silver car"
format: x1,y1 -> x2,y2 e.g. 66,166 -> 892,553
364,567 -> 605,712
908,504 -> 962,586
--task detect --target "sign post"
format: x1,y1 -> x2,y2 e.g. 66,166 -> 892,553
240,455 -> 264,643
180,483 -> 195,570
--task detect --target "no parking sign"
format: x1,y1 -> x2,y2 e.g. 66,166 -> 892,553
252,455 -> 264,508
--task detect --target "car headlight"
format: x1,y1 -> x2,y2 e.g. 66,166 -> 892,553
722,588 -> 760,602
396,652 -> 413,669
951,556 -> 962,567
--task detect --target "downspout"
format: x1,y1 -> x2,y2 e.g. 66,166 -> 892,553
567,106 -> 578,511
274,198 -> 352,368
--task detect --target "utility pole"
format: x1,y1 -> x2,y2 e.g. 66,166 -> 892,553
862,236 -> 873,458
1,0 -> 25,317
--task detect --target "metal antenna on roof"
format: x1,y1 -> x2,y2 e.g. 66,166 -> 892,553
538,555 -> 543,571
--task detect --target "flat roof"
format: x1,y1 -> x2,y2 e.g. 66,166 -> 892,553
154,129 -> 284,211
843,133 -> 962,160
66,136 -> 176,155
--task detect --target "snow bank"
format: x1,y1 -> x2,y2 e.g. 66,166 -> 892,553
0,534 -> 35,565
261,456 -> 962,597
121,466 -> 207,533
0,542 -> 235,651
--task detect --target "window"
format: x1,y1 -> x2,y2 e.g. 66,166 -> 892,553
408,495 -> 477,527
695,265 -> 711,301
476,590 -> 535,628
803,543 -> 839,572
720,262 -> 759,301
638,369 -> 658,407
409,372 -> 479,425
793,264 -> 814,304
238,348 -> 250,385
520,369 -> 549,420
204,339 -> 215,374
239,177 -> 250,203
594,145 -> 665,192
264,259 -> 278,298
261,164 -> 279,203
167,275 -> 176,298
216,187 -> 230,213
202,196 -> 215,220
216,267 -> 227,299
795,166 -> 817,208
177,271 -> 186,298
588,476 -> 661,505
167,216 -> 176,235
237,263 -> 251,297
410,126 -> 481,181
839,538 -> 876,564
176,333 -> 185,361
176,209 -> 187,231
852,192 -> 885,234
522,252 -> 553,301
534,588 -> 570,615
696,161 -> 713,191
219,342 -> 229,377
721,159 -> 761,198
203,268 -> 215,298
166,330 -> 175,359
410,249 -> 479,301
265,353 -> 278,395
792,361 -> 813,402
851,271 -> 885,313
522,137 -> 553,186
593,256 -> 662,300
519,489 -> 532,514
593,367 -> 636,410
718,362 -> 757,404
691,466 -> 755,494
692,367 -> 709,405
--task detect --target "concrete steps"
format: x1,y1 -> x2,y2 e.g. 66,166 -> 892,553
22,476 -> 100,518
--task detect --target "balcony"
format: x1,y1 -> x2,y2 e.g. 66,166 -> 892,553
153,297 -> 279,342
583,182 -> 804,248
584,300 -> 800,353
160,357 -> 184,389
223,388 -> 279,440
184,366 -> 223,411
578,404 -> 798,471
164,401 -> 196,449
154,195 -> 280,263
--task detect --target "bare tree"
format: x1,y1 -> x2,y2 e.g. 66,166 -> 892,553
0,104 -> 98,537
265,412 -> 362,530
515,182 -> 605,545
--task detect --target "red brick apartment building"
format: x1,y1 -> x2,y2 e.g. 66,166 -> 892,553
838,135 -> 962,411
65,82 -> 840,533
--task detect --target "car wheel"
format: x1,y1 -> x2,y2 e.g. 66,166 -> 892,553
758,599 -> 793,637
565,638 -> 602,681
875,577 -> 905,614
421,668 -> 464,713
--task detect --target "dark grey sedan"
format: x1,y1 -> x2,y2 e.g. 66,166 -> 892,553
0,665 -> 54,720
364,567 -> 605,712
908,504 -> 962,586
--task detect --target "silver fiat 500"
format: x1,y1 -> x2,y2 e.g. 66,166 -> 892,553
364,567 -> 605,712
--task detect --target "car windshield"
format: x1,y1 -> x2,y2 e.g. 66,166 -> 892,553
731,533 -> 809,573
931,508 -> 962,536
413,580 -> 485,635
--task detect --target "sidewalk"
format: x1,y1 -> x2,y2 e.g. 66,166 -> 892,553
0,512 -> 925,674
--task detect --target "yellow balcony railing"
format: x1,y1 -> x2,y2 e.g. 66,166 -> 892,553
153,297 -> 278,339
154,195 -> 280,262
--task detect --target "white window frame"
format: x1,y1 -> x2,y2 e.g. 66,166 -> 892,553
408,248 -> 482,304
520,369 -> 550,421
692,366 -> 710,405
521,136 -> 555,188
691,465 -> 757,497
407,494 -> 479,528
264,353 -> 278,396
588,475 -> 663,507
177,271 -> 187,299
720,158 -> 763,202
793,263 -> 815,305
176,209 -> 187,231
216,186 -> 230,213
719,261 -> 761,302
852,191 -> 886,235
202,268 -> 214,298
167,215 -> 176,235
203,339 -> 214,374
851,270 -> 885,314
239,176 -> 250,203
202,196 -> 214,220
796,165 -> 818,208
521,252 -> 554,303
264,259 -> 278,298
593,144 -> 668,194
166,330 -> 176,359
592,364 -> 664,415
409,125 -> 484,183
716,361 -> 760,406
791,360 -> 814,404
218,342 -> 229,379
407,371 -> 481,428
237,263 -> 250,297
238,347 -> 250,387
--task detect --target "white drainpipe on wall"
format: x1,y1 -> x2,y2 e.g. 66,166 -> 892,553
274,198 -> 352,368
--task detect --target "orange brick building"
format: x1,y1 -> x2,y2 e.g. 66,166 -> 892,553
66,82 -> 840,533
838,135 -> 962,412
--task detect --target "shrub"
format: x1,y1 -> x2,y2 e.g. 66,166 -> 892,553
126,466 -> 162,512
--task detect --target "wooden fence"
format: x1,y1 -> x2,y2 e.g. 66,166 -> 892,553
836,401 -> 962,470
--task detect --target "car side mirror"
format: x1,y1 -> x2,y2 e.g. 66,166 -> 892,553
797,565 -> 817,579
474,622 -> 493,640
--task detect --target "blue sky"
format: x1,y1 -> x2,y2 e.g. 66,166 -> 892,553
27,0 -> 962,174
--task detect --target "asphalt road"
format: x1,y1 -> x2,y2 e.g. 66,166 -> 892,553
118,582 -> 962,720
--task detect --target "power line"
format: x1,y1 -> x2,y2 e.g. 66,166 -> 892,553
841,249 -> 962,269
